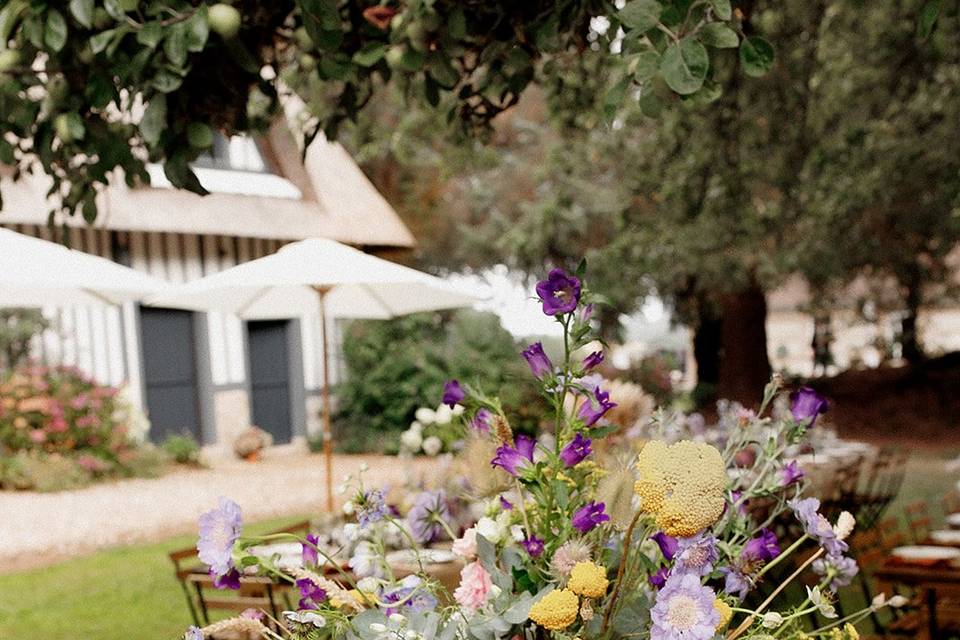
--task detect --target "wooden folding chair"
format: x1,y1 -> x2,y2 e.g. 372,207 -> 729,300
186,572 -> 289,630
169,545 -> 205,626
904,501 -> 933,544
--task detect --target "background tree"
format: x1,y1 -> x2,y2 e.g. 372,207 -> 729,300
0,0 -> 766,223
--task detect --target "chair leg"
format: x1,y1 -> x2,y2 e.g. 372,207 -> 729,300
179,580 -> 201,627
193,581 -> 210,625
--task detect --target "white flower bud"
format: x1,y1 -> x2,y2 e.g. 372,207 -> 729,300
510,524 -> 525,542
369,623 -> 387,633
761,612 -> 783,628
389,613 -> 407,624
888,595 -> 909,608
872,592 -> 887,609
452,404 -> 465,416
342,501 -> 355,515
833,511 -> 856,541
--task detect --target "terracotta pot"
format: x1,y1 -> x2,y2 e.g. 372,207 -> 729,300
243,450 -> 260,462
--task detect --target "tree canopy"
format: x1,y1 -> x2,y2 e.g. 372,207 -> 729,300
0,0 -> 771,222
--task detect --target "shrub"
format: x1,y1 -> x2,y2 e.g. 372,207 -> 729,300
0,451 -> 92,492
335,310 -> 544,452
161,434 -> 202,465
0,309 -> 49,371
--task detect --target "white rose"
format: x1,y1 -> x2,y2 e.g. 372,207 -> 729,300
510,524 -> 525,542
400,430 -> 423,452
475,516 -> 503,544
414,407 -> 436,424
409,420 -> 423,433
434,404 -> 454,425
342,523 -> 361,543
422,436 -> 443,456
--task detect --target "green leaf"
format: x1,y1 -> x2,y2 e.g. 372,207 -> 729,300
476,534 -> 497,573
0,139 -> 15,164
297,0 -> 341,51
90,28 -> 116,54
603,74 -> 631,121
352,42 -> 385,67
639,85 -> 663,117
917,0 -> 941,39
187,122 -> 213,148
428,56 -> 459,88
44,10 -> 68,52
136,22 -> 163,48
711,0 -> 732,20
81,195 -> 97,223
739,36 -> 775,77
699,22 -> 738,48
659,38 -> 708,94
69,0 -> 94,28
619,0 -> 662,32
185,12 -> 209,52
163,152 -> 208,195
164,23 -> 188,66
139,95 -> 166,147
152,68 -> 183,93
630,51 -> 660,81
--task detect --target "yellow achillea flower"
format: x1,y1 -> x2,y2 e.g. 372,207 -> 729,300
634,440 -> 727,537
827,624 -> 860,640
529,589 -> 579,630
713,598 -> 732,631
567,561 -> 609,598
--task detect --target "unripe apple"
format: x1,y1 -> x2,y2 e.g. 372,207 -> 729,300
54,114 -> 76,143
0,50 -> 20,72
208,3 -> 241,40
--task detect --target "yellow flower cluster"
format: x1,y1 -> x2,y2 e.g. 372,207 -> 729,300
567,561 -> 609,598
827,623 -> 860,640
529,589 -> 579,630
713,598 -> 732,631
634,440 -> 727,537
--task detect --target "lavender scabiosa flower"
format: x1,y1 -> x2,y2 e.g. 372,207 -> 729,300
780,460 -> 805,486
578,386 -> 617,426
582,350 -> 604,371
559,433 -> 592,467
790,497 -> 847,556
572,501 -> 610,533
491,435 -> 536,477
536,268 -> 582,315
296,578 -> 327,610
185,626 -> 204,640
741,528 -> 780,563
674,533 -> 718,577
407,489 -> 452,544
720,566 -> 754,600
356,489 -> 388,528
521,342 -> 553,379
522,535 -> 545,558
790,387 -> 828,426
443,380 -> 465,408
650,573 -> 720,640
348,540 -> 384,578
813,553 -> 860,589
197,497 -> 242,579
301,533 -> 320,567
652,532 -> 679,561
383,575 -> 438,615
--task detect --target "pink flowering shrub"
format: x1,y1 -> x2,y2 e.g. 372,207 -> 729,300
0,363 -> 142,486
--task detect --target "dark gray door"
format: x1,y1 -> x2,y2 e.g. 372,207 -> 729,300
247,320 -> 293,444
140,308 -> 202,442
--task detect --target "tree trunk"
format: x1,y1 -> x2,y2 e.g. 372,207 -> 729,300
716,284 -> 773,406
900,276 -> 924,363
692,306 -> 722,405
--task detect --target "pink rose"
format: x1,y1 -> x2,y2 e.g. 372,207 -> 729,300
453,561 -> 493,612
452,527 -> 478,559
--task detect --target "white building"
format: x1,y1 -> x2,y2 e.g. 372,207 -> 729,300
0,122 -> 414,452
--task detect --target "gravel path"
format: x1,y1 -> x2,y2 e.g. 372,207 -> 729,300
1,451 -> 439,574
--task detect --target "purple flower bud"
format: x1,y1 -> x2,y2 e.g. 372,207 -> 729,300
296,577 -> 327,610
572,501 -> 610,533
491,435 -> 536,477
522,535 -> 545,558
652,531 -> 679,561
522,342 -> 553,379
442,380 -> 465,408
469,408 -> 493,432
301,533 -> 320,566
649,566 -> 670,588
579,303 -> 595,324
559,433 -> 592,467
741,528 -> 780,563
578,386 -> 617,427
780,460 -> 805,487
535,268 -> 582,316
582,350 -> 604,371
789,387 -> 828,426
212,567 -> 241,590
499,495 -> 513,510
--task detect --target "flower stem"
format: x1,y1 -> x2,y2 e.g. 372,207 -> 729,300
757,534 -> 808,579
600,509 -> 644,637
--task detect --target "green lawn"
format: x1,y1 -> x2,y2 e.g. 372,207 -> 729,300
0,450 -> 955,640
0,515 -> 308,640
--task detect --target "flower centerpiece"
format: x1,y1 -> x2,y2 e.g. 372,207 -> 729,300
398,402 -> 466,457
186,266 -> 900,640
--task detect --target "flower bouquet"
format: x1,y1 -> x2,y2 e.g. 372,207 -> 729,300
187,267 -> 901,640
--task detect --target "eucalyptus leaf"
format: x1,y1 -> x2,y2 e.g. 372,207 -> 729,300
699,23 -> 739,48
660,38 -> 709,94
739,36 -> 775,77
619,0 -> 662,32
476,533 -> 497,573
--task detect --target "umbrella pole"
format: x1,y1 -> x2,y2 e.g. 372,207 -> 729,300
316,286 -> 334,511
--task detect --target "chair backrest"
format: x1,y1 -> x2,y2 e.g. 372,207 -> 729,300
876,516 -> 908,551
186,572 -> 290,629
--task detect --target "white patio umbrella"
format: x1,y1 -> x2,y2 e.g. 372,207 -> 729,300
149,237 -> 477,510
0,226 -> 169,306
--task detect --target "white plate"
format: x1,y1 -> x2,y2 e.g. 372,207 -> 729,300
930,530 -> 960,545
892,545 -> 960,562
947,513 -> 960,528
387,548 -> 457,565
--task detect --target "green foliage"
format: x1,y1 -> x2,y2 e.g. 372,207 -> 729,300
159,434 -> 201,465
0,309 -> 48,371
335,309 -> 541,452
0,451 -> 91,492
0,1 -> 767,223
